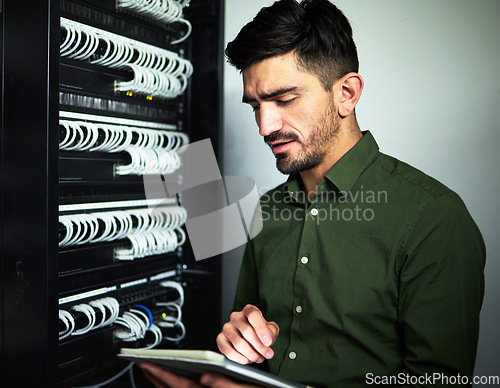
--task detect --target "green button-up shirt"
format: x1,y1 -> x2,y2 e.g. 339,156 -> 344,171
234,131 -> 485,387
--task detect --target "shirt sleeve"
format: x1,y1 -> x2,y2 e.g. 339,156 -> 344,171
233,238 -> 260,311
397,190 -> 486,381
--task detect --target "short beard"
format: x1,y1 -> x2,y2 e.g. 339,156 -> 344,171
275,149 -> 324,175
274,106 -> 340,175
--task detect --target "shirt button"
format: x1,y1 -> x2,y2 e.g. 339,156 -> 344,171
300,256 -> 309,264
288,351 -> 297,360
310,208 -> 318,216
295,305 -> 302,313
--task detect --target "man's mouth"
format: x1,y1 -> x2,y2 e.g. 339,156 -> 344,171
264,132 -> 300,155
268,140 -> 295,154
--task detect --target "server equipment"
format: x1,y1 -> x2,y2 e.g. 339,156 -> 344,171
0,0 -> 223,386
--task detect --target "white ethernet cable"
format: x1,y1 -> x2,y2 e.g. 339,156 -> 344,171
71,304 -> 96,336
59,205 -> 187,252
60,18 -> 193,99
116,0 -> 192,45
59,310 -> 76,340
59,297 -> 120,340
81,306 -> 163,388
156,280 -> 186,341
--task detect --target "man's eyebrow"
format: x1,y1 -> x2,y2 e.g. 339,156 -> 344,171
242,86 -> 298,104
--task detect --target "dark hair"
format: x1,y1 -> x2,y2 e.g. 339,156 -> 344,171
225,0 -> 358,91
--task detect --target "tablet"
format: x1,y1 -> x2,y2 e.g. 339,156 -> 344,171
119,348 -> 308,388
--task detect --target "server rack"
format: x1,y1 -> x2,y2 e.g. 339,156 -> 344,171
0,0 -> 223,386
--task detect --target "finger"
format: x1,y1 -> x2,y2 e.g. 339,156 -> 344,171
241,305 -> 276,354
140,362 -> 202,388
200,372 -> 258,387
217,332 -> 263,365
242,305 -> 274,347
266,321 -> 279,344
224,317 -> 269,362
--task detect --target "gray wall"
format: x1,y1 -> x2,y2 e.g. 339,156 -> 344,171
222,0 -> 500,380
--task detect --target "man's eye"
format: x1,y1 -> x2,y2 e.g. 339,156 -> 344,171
252,104 -> 260,112
277,98 -> 295,106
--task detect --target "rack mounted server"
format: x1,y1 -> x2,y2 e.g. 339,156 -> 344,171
1,0 -> 224,386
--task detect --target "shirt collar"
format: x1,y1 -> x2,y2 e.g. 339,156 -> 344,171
283,131 -> 380,202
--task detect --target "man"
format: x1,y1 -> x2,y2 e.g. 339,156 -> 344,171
141,0 -> 486,386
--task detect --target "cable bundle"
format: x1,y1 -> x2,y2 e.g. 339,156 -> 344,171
60,283 -> 187,386
59,297 -> 120,340
116,227 -> 186,260
115,64 -> 189,98
117,0 -> 192,44
59,119 -> 188,175
77,303 -> 164,388
112,282 -> 186,345
59,120 -> 188,153
115,206 -> 187,260
114,306 -> 163,349
60,18 -> 193,99
59,205 -> 188,254
157,280 -> 186,342
116,147 -> 181,176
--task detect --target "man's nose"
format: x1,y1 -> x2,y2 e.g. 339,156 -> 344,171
257,105 -> 282,137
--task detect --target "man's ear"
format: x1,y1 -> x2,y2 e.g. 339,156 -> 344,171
337,73 -> 364,118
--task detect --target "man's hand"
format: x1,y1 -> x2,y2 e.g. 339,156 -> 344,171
216,304 -> 279,365
139,362 -> 258,388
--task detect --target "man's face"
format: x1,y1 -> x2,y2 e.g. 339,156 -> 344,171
242,52 -> 339,175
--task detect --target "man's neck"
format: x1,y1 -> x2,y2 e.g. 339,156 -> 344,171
300,127 -> 363,201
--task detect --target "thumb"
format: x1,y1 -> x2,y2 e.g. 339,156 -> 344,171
266,321 -> 279,344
